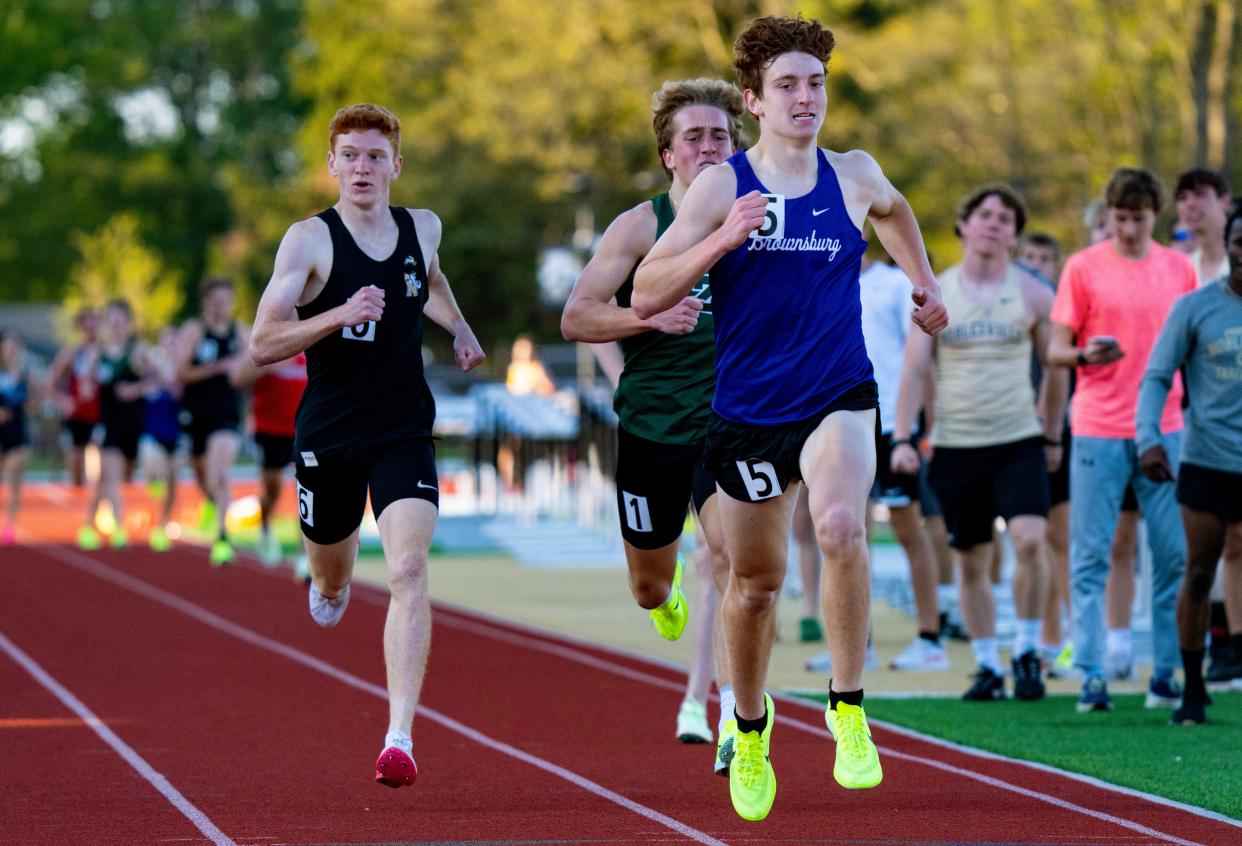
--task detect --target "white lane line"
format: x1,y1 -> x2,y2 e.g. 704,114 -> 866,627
0,629 -> 238,846
34,545 -> 728,846
427,603 -> 1236,842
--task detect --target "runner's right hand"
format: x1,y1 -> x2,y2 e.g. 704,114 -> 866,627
890,442 -> 920,475
340,285 -> 385,327
646,297 -> 703,335
716,191 -> 769,251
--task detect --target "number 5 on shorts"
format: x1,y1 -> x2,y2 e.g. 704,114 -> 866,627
297,481 -> 315,527
736,459 -> 780,502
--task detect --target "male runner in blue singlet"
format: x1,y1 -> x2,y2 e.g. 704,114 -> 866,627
634,15 -> 947,821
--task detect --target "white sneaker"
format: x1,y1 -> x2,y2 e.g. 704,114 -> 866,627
259,530 -> 282,567
889,637 -> 950,671
309,583 -> 350,628
675,696 -> 712,744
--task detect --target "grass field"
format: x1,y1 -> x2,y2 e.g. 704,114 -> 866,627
799,691 -> 1242,819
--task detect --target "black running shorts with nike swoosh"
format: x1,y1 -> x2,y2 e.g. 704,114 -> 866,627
293,437 -> 438,545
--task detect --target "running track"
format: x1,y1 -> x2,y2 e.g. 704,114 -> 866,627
3,498 -> 1241,843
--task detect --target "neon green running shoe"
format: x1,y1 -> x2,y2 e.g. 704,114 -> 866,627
729,692 -> 776,821
209,538 -> 234,567
149,525 -> 171,552
825,701 -> 883,789
649,554 -> 688,641
197,500 -> 219,533
110,527 -> 128,549
714,718 -> 736,777
77,525 -> 102,551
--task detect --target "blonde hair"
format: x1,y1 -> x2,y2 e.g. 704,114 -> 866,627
652,78 -> 745,177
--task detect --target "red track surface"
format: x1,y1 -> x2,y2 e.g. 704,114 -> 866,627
3,484 -> 1241,845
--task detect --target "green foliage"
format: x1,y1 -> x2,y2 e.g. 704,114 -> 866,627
5,1 -> 1242,348
64,213 -> 182,338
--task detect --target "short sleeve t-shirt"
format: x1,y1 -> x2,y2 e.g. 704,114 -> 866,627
1051,240 -> 1195,438
858,261 -> 911,434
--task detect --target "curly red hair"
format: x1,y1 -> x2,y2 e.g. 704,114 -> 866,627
328,103 -> 401,158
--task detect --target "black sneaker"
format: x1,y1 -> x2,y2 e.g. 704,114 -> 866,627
1170,695 -> 1207,726
1012,650 -> 1046,701
1205,654 -> 1242,687
962,665 -> 1006,701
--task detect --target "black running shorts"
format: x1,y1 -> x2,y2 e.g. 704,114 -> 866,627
102,418 -> 143,462
1177,462 -> 1242,524
706,381 -> 879,504
187,415 -> 240,457
929,435 -> 1050,550
254,432 -> 295,470
1048,434 -> 1070,507
63,419 -> 96,448
294,437 -> 438,545
614,425 -> 715,550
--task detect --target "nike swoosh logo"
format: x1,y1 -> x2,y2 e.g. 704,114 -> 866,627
812,208 -> 830,216
416,481 -> 437,491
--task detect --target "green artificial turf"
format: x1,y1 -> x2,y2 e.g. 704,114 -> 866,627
796,690 -> 1242,820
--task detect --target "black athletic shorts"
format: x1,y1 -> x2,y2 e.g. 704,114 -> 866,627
706,381 -> 879,504
872,431 -> 923,508
102,418 -> 143,462
1177,462 -> 1242,523
918,470 -> 943,518
0,422 -> 27,454
63,419 -> 97,448
187,415 -> 241,457
929,435 -> 1050,550
614,425 -> 715,550
294,437 -> 438,545
1121,481 -> 1139,513
254,432 -> 295,470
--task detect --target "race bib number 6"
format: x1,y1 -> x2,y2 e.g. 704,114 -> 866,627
751,194 -> 785,240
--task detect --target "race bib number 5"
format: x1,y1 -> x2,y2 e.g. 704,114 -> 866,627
750,194 -> 785,240
736,458 -> 781,502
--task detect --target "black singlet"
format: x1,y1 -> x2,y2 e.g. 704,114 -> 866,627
294,206 -> 434,458
182,323 -> 242,423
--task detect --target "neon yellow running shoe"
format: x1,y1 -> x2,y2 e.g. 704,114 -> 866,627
149,525 -> 171,552
77,525 -> 102,551
197,500 -> 219,533
714,718 -> 736,777
649,554 -> 688,641
209,539 -> 234,567
825,701 -> 883,789
729,692 -> 776,821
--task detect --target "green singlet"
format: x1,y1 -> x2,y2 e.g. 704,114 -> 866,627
612,192 -> 715,445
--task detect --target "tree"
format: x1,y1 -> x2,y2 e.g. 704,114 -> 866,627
63,213 -> 182,336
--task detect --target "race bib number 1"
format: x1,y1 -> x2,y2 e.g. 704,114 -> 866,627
751,194 -> 785,240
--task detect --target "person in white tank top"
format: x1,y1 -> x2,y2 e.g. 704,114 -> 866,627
892,186 -> 1068,702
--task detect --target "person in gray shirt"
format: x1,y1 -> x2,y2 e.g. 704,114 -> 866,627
1137,206 -> 1242,725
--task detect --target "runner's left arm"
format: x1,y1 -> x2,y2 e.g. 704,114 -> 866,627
854,152 -> 947,337
414,210 -> 485,373
1027,275 -> 1067,472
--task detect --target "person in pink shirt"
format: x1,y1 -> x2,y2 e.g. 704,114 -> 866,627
1047,167 -> 1196,713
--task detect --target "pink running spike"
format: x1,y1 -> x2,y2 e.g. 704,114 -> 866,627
375,746 -> 417,788
0,524 -> 15,545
